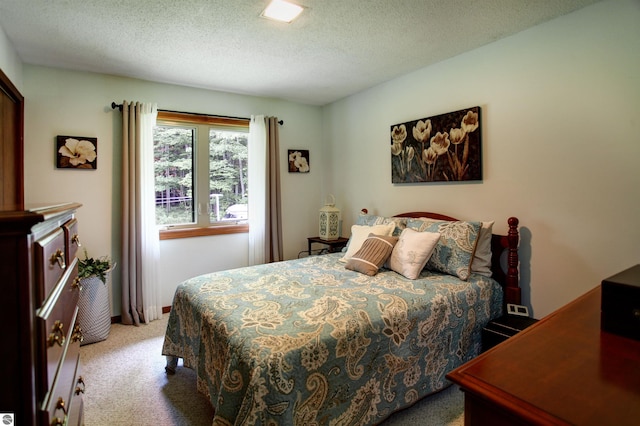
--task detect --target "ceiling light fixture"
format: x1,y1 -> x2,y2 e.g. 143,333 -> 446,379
260,0 -> 305,23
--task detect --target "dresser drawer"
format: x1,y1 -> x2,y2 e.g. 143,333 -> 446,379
42,311 -> 84,426
37,258 -> 81,390
63,218 -> 81,266
35,227 -> 68,305
68,364 -> 85,426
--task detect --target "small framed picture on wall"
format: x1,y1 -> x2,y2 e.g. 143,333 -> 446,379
56,135 -> 98,169
288,149 -> 310,173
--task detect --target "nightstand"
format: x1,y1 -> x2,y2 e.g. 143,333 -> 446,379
482,314 -> 538,351
307,236 -> 349,255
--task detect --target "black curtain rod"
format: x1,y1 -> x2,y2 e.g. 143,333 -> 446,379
110,102 -> 283,125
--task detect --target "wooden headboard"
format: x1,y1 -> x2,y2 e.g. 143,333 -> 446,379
394,212 -> 521,306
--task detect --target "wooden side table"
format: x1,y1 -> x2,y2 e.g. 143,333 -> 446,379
307,236 -> 349,255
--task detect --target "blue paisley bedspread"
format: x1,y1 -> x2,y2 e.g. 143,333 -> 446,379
162,253 -> 503,426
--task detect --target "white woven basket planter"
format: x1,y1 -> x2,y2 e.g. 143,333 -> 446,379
77,275 -> 111,345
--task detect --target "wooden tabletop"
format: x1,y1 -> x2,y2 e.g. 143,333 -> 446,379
307,236 -> 349,244
447,286 -> 640,425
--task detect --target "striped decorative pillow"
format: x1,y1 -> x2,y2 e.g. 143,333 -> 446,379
345,233 -> 398,276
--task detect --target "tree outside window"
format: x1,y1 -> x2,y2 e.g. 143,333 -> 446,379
153,112 -> 249,237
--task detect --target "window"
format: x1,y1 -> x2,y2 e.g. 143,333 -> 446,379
153,111 -> 250,239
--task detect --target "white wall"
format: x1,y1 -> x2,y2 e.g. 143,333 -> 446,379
0,23 -> 23,92
10,0 -> 640,320
323,0 -> 640,318
22,66 -> 324,315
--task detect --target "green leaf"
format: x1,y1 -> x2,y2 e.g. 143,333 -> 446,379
78,249 -> 113,283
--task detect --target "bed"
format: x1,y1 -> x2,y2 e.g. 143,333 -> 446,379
162,212 -> 521,425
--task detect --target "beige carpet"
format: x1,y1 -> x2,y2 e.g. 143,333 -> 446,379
80,314 -> 464,425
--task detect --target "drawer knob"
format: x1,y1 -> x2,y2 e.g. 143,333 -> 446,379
72,324 -> 84,343
72,276 -> 83,291
50,397 -> 68,425
75,376 -> 86,395
47,320 -> 65,347
72,233 -> 82,247
55,397 -> 67,414
50,249 -> 66,270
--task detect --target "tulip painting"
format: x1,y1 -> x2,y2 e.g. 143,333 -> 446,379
56,136 -> 98,169
390,107 -> 482,183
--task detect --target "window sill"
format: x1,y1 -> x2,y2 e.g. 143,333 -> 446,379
159,224 -> 249,240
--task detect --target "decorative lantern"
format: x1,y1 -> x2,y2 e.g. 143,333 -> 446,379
319,194 -> 341,240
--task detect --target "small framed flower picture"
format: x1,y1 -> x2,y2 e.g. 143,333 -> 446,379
56,135 -> 98,169
288,149 -> 310,173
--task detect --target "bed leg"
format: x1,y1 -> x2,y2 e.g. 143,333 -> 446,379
165,356 -> 178,375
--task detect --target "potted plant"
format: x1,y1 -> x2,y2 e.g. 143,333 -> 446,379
78,249 -> 114,283
77,249 -> 115,345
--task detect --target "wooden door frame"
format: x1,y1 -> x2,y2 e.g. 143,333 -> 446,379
0,68 -> 24,210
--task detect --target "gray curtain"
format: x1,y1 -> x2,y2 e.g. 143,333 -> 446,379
266,117 -> 283,262
120,101 -> 162,325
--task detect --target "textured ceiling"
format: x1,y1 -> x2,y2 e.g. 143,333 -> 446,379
0,0 -> 599,106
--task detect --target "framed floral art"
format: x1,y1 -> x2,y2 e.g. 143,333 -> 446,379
56,135 -> 98,169
288,149 -> 310,173
390,106 -> 482,183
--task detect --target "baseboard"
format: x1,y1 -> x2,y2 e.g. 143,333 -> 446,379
110,306 -> 172,324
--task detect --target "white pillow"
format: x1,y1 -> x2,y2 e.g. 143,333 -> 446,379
339,223 -> 396,262
471,221 -> 494,277
388,228 -> 440,279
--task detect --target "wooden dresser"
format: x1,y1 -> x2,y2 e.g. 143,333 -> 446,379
447,286 -> 640,425
0,203 -> 84,425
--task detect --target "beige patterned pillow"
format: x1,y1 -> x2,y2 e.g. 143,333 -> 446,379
345,234 -> 398,276
388,228 -> 440,280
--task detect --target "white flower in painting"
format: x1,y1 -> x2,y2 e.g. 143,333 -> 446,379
289,151 -> 309,172
449,128 -> 466,146
429,132 -> 450,156
295,155 -> 309,172
391,141 -> 403,156
289,151 -> 300,162
391,124 -> 407,144
406,146 -> 414,171
412,119 -> 432,143
422,147 -> 437,165
461,110 -> 479,133
58,138 -> 96,166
